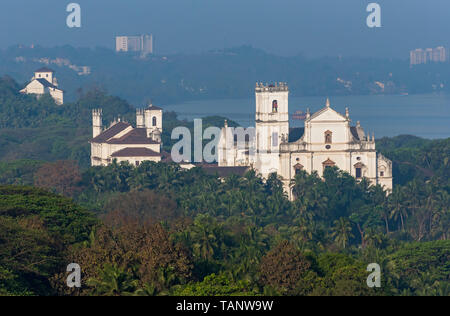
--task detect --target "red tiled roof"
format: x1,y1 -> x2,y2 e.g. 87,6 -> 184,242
111,147 -> 162,157
106,128 -> 159,144
91,121 -> 131,143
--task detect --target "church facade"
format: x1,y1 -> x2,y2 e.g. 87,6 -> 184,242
218,83 -> 393,199
90,104 -> 163,166
20,67 -> 64,105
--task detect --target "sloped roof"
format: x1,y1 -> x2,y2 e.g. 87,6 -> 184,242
307,104 -> 347,122
289,127 -> 304,142
106,128 -> 160,144
91,121 -> 131,143
350,126 -> 366,141
35,67 -> 55,73
111,147 -> 162,157
35,78 -> 58,89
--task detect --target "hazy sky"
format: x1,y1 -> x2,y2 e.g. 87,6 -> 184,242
0,0 -> 449,58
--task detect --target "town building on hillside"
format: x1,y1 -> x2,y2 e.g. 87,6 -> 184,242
115,34 -> 153,56
90,104 -> 163,166
20,67 -> 64,105
218,82 -> 393,200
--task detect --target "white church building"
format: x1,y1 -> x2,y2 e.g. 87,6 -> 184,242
90,104 -> 163,166
218,82 -> 393,199
20,67 -> 64,105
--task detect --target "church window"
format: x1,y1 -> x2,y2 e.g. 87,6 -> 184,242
272,132 -> 278,147
322,158 -> 336,169
152,116 -> 157,126
294,163 -> 304,175
272,100 -> 278,113
354,162 -> 364,179
325,130 -> 332,144
380,171 -> 384,177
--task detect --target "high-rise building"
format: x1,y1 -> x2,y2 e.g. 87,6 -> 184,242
410,46 -> 448,65
115,34 -> 153,55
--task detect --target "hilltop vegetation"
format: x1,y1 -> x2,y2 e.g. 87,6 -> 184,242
0,73 -> 448,296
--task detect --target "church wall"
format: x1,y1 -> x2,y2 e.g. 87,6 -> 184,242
310,152 -> 351,176
49,88 -> 64,105
256,121 -> 289,153
349,151 -> 377,179
114,156 -> 161,166
306,121 -> 350,149
34,71 -> 53,84
22,80 -> 45,95
107,143 -> 160,158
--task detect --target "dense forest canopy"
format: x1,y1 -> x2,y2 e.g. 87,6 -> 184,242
0,73 -> 448,296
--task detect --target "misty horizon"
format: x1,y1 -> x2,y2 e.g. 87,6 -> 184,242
1,0 -> 449,58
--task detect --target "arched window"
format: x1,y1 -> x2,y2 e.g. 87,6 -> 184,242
272,100 -> 278,113
325,130 -> 332,144
152,116 -> 157,126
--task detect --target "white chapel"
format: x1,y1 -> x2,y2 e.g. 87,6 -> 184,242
20,67 -> 64,105
218,82 -> 393,199
90,104 -> 163,166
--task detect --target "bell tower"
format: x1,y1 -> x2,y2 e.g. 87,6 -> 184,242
92,109 -> 103,138
144,103 -> 163,139
254,82 -> 290,177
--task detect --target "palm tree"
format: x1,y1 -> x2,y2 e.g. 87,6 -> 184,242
331,217 -> 354,249
389,187 -> 407,231
87,264 -> 138,296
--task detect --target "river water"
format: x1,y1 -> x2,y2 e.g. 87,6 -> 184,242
165,94 -> 450,139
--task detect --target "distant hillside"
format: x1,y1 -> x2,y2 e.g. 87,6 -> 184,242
1,45 -> 449,105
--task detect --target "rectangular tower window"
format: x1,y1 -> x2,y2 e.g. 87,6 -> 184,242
272,132 -> 278,147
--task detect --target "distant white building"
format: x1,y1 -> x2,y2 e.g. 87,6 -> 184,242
218,83 -> 393,200
20,67 -> 64,105
115,34 -> 153,56
410,47 -> 448,65
90,104 -> 163,166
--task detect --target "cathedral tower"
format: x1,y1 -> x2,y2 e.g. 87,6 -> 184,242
254,82 -> 290,177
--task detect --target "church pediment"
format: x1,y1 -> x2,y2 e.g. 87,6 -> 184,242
307,99 -> 347,122
309,107 -> 347,122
